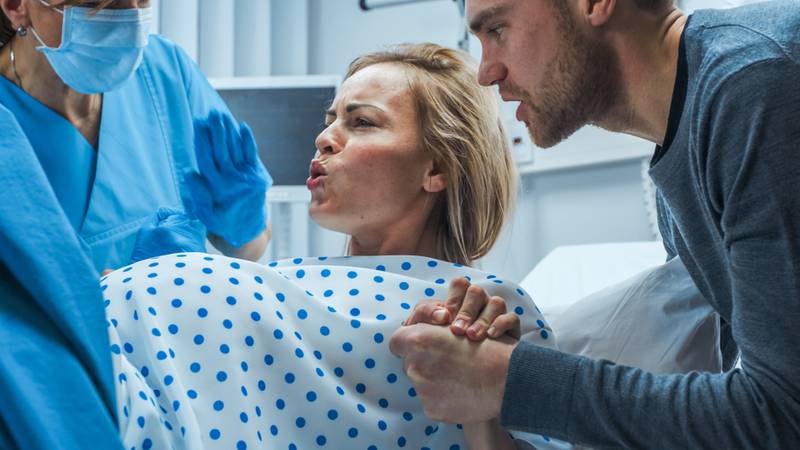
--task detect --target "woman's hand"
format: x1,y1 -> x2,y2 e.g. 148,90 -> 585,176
130,207 -> 207,263
185,110 -> 273,254
404,278 -> 521,341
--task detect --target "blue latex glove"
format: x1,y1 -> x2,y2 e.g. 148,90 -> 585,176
130,207 -> 207,263
184,110 -> 273,248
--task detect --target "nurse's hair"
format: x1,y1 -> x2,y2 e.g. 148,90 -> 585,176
346,43 -> 516,265
1,0 -> 114,47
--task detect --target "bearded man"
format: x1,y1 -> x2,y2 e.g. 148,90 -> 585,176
392,0 -> 800,447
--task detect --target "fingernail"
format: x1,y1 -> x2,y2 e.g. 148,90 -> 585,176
432,309 -> 447,323
454,319 -> 466,329
487,326 -> 497,337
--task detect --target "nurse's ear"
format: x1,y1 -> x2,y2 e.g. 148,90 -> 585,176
0,0 -> 30,29
422,161 -> 447,194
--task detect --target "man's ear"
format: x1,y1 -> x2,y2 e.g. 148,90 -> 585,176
423,163 -> 447,194
576,0 -> 617,27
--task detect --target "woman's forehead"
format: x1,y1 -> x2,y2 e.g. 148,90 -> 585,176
335,64 -> 414,109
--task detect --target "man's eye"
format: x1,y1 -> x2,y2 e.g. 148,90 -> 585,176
489,26 -> 505,38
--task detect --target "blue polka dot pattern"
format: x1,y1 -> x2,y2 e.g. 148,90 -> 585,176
103,253 -> 556,450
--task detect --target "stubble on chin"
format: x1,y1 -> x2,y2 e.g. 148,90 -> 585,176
523,10 -> 626,149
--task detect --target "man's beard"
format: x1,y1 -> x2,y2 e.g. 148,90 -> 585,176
521,9 -> 626,149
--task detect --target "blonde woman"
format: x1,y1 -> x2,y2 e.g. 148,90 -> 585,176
101,44 -> 561,449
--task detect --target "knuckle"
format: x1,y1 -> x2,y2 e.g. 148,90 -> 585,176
488,296 -> 507,311
450,277 -> 470,289
466,285 -> 487,297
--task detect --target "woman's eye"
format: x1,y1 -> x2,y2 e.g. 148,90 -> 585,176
354,118 -> 375,128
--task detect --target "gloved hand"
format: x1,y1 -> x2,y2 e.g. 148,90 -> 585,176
184,110 -> 273,248
130,207 -> 207,263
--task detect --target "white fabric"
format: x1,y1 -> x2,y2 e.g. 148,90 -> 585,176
102,253 -> 564,449
551,257 -> 721,374
520,242 -> 668,321
521,243 -> 721,374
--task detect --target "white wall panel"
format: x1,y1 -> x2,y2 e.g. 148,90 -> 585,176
159,0 -> 199,62
235,0 -> 272,76
199,0 -> 235,77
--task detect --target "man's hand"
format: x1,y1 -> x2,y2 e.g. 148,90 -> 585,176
389,323 -> 517,424
404,277 -> 521,340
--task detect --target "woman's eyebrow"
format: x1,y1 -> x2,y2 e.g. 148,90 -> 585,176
326,103 -> 385,117
346,103 -> 385,114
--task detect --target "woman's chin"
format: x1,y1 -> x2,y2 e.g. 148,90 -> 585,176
309,206 -> 349,235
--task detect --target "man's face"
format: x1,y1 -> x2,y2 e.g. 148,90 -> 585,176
467,0 -> 623,148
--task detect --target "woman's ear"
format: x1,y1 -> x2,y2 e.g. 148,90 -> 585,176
423,163 -> 447,194
1,0 -> 29,28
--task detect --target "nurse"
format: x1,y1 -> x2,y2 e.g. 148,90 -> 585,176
0,0 -> 273,272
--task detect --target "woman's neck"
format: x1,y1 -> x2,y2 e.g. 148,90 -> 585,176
348,205 -> 441,261
0,37 -> 102,147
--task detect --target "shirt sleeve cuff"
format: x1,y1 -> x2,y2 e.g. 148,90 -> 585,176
500,341 -> 582,437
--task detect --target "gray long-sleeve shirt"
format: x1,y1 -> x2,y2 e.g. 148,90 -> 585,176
500,2 -> 800,448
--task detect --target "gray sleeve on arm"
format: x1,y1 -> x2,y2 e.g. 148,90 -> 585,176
501,59 -> 800,448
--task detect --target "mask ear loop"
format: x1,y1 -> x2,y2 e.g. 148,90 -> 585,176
27,0 -> 64,49
38,0 -> 65,15
27,25 -> 50,48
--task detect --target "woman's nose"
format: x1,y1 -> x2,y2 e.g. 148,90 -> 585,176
315,125 -> 342,155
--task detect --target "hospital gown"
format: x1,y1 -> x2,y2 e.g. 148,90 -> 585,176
102,253 -> 564,449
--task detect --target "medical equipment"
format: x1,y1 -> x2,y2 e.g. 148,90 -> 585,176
211,76 -> 340,259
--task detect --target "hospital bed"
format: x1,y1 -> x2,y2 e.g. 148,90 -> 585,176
520,241 -> 723,374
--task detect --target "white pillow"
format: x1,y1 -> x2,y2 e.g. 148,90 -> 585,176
521,242 -> 668,322
550,257 -> 722,374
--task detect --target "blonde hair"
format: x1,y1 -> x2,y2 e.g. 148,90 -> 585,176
346,43 -> 516,265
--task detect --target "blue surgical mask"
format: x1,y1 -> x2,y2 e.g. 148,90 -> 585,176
30,2 -> 153,94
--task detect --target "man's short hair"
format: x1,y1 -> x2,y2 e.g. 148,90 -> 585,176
633,0 -> 674,11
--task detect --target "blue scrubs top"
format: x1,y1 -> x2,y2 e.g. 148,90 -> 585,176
0,35 -> 231,271
0,105 -> 121,449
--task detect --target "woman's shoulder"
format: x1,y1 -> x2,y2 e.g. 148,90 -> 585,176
141,34 -> 199,81
269,255 -> 535,300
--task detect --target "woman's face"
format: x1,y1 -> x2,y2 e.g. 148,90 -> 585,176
22,0 -> 151,48
308,63 -> 443,239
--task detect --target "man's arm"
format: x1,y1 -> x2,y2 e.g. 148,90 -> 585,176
393,58 -> 800,448
503,58 -> 800,448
